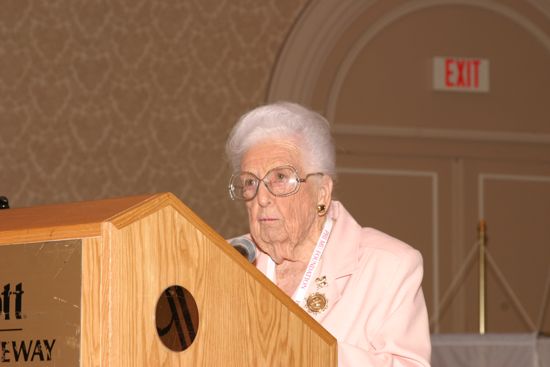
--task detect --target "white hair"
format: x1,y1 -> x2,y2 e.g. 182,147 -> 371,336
225,101 -> 335,177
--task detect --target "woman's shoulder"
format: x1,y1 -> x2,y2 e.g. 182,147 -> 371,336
360,227 -> 419,257
331,201 -> 421,261
353,227 -> 424,284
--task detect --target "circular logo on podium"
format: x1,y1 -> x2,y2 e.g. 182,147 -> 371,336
155,285 -> 199,352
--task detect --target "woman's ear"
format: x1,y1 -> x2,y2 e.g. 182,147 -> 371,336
317,175 -> 333,209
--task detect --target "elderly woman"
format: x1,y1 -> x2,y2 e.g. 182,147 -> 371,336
225,102 -> 431,366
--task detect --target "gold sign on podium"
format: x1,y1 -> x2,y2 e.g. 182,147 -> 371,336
0,240 -> 81,364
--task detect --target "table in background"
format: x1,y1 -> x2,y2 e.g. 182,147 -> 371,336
431,333 -> 550,367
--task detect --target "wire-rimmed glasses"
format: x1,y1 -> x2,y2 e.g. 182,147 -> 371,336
228,165 -> 323,201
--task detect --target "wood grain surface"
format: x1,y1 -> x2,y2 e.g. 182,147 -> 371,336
0,193 -> 337,366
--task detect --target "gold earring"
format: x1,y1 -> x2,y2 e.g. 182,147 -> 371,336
317,204 -> 326,215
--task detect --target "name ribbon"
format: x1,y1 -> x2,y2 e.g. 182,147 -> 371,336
266,217 -> 334,306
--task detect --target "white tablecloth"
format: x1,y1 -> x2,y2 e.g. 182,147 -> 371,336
431,333 -> 550,367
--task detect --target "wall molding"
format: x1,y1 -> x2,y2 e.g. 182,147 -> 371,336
478,172 -> 550,220
268,0 -> 376,104
333,124 -> 550,144
325,0 -> 550,120
269,0 -> 550,111
527,0 -> 550,19
477,172 -> 550,331
337,167 -> 440,330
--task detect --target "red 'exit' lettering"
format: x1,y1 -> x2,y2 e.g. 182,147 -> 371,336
445,58 -> 481,88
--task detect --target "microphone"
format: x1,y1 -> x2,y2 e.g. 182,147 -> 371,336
229,236 -> 257,263
0,196 -> 9,209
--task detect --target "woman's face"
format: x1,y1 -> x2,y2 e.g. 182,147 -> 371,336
240,138 -> 331,263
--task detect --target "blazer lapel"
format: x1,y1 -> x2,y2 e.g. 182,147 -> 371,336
307,201 -> 361,324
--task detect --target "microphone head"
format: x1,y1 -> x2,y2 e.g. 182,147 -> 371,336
229,236 -> 257,263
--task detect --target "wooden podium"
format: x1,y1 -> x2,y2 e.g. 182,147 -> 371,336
0,193 -> 336,366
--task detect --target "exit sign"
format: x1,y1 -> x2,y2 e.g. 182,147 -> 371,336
433,56 -> 490,92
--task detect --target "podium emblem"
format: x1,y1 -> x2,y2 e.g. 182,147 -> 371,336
156,285 -> 199,352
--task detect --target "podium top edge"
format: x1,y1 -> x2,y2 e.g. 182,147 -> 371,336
0,193 -> 163,244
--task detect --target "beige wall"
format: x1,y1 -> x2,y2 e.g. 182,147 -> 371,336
0,0 -> 309,238
1,0 -> 549,334
269,0 -> 550,333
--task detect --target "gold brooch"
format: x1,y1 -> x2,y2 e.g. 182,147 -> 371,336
306,292 -> 328,314
315,276 -> 328,288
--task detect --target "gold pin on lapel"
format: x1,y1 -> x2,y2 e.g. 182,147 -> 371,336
315,275 -> 327,288
306,292 -> 328,314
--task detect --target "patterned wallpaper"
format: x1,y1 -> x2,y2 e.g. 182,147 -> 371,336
0,0 -> 309,237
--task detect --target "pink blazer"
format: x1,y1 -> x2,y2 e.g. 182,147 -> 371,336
255,201 -> 431,366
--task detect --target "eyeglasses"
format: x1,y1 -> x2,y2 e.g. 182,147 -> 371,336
228,165 -> 323,201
